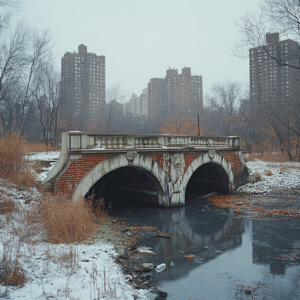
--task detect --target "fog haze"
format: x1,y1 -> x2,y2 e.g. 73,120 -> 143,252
20,0 -> 261,102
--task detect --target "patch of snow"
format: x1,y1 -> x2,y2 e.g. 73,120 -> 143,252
25,151 -> 61,161
0,176 -> 148,299
237,159 -> 300,194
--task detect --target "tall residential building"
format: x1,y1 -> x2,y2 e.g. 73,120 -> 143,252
140,88 -> 148,116
61,44 -> 106,128
125,88 -> 148,117
249,33 -> 300,109
148,79 -> 166,119
148,67 -> 203,119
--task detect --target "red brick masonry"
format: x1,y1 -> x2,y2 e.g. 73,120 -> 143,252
54,152 -> 244,194
183,152 -> 244,175
220,152 -> 244,175
146,154 -> 164,169
54,154 -> 112,194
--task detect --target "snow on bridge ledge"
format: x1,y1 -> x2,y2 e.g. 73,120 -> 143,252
44,131 -> 253,208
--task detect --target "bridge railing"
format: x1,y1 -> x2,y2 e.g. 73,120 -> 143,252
63,132 -> 240,151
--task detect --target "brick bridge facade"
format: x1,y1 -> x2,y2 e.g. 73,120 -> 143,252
44,131 -> 253,208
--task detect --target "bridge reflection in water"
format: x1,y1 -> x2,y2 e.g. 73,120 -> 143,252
111,197 -> 244,282
112,196 -> 300,300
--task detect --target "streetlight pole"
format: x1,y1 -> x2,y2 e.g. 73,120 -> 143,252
197,113 -> 200,136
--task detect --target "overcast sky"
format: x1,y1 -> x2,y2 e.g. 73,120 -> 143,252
19,0 -> 261,104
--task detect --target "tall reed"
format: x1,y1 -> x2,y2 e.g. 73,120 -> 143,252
0,134 -> 36,187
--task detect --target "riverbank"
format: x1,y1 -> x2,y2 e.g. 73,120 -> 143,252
236,159 -> 300,195
1,152 -> 300,299
0,178 -> 152,299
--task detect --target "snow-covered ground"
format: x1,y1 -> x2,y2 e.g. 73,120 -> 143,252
237,159 -> 300,195
1,152 -> 300,299
25,151 -> 61,182
0,151 -> 149,300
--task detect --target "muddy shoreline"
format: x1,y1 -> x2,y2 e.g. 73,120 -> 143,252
91,217 -> 169,298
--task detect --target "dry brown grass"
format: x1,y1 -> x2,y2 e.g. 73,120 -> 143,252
280,165 -> 300,172
38,193 -> 101,243
264,169 -> 273,176
0,260 -> 26,287
255,173 -> 261,181
31,162 -> 44,174
245,152 -> 295,162
0,259 -> 26,287
0,198 -> 16,214
0,134 -> 37,188
22,141 -> 60,154
91,197 -> 110,221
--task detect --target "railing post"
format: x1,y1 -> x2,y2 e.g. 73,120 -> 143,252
68,131 -> 88,150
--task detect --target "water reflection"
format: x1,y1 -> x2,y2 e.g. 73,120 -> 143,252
111,196 -> 300,299
151,206 -> 244,281
112,197 -> 245,282
252,218 -> 300,276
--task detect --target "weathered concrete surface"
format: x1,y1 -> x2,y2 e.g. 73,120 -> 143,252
44,132 -> 251,208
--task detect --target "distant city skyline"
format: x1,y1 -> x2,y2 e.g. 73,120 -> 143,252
20,0 -> 262,104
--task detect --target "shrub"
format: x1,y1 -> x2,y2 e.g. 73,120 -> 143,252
0,259 -> 26,287
89,196 -> 110,221
0,134 -> 36,188
255,173 -> 261,181
39,193 -> 98,243
0,198 -> 16,214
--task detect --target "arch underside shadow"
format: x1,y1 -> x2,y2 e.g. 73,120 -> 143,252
72,153 -> 168,207
86,165 -> 165,207
183,152 -> 235,200
186,162 -> 230,197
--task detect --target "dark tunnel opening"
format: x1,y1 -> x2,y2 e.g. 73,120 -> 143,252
185,162 -> 230,201
85,166 -> 165,209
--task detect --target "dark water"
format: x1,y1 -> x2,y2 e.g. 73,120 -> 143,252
110,196 -> 300,300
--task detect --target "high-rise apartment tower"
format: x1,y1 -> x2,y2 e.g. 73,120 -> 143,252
125,88 -> 148,117
249,33 -> 299,109
61,44 -> 106,128
148,67 -> 203,119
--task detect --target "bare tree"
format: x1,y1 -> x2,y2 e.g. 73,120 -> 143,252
0,23 -> 52,136
0,0 -> 19,33
102,84 -> 126,133
0,22 -> 30,135
206,81 -> 243,136
32,63 -> 61,146
159,109 -> 199,136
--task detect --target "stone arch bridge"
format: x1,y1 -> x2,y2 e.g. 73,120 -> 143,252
44,131 -> 253,208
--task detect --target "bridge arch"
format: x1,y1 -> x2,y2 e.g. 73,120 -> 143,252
72,153 -> 169,206
182,152 -> 235,196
